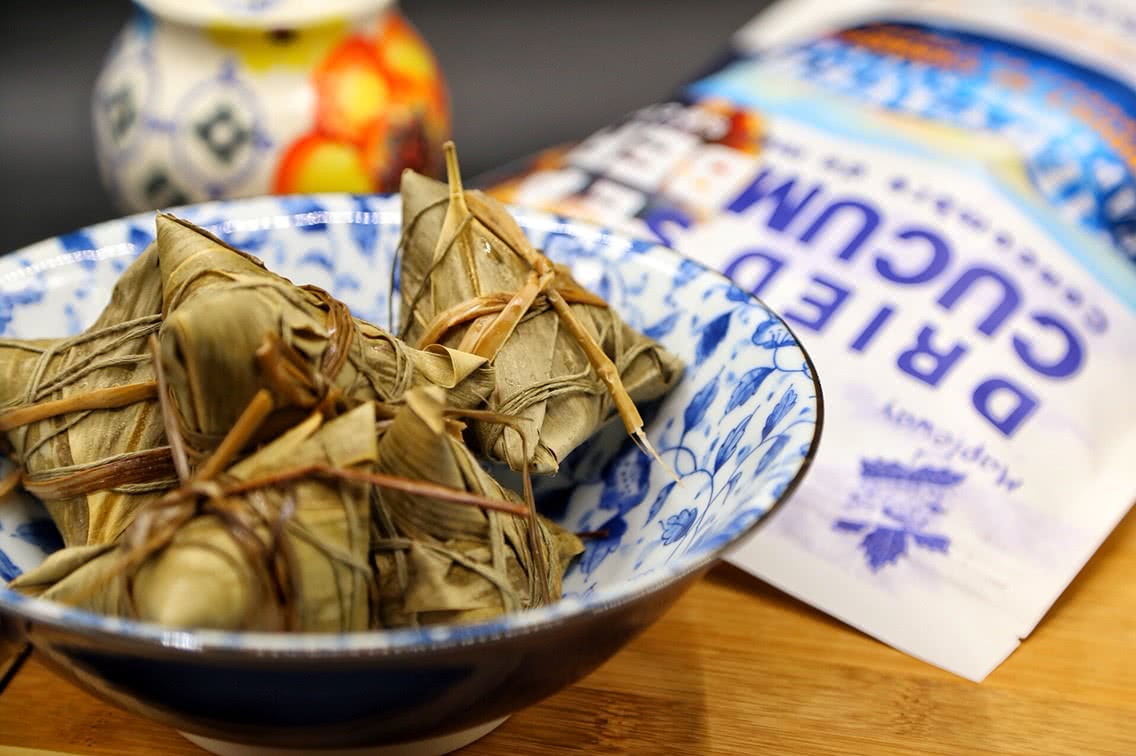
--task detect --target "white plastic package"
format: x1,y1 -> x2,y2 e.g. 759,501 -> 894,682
486,0 -> 1136,680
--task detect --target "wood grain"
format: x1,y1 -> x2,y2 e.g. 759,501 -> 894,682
2,509 -> 1133,756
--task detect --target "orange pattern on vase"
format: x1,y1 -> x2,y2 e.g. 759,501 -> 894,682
273,133 -> 372,194
376,14 -> 439,92
313,37 -> 390,145
273,11 -> 449,195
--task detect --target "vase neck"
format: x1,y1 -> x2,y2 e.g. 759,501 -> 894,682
134,0 -> 396,30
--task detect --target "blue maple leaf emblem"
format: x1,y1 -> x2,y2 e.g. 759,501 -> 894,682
835,458 -> 963,572
834,520 -> 950,571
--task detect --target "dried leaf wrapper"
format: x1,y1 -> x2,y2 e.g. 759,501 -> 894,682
398,167 -> 683,473
15,403 -> 378,632
372,387 -> 582,627
0,246 -> 170,548
155,215 -> 496,462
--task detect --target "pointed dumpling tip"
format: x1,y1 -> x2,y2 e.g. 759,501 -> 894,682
442,141 -> 467,208
399,168 -> 448,219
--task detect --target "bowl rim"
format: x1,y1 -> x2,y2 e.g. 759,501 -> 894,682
0,193 -> 824,660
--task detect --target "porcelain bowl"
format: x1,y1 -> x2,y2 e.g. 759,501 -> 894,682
0,194 -> 822,755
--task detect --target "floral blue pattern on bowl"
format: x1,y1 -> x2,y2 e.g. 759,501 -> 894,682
0,194 -> 821,750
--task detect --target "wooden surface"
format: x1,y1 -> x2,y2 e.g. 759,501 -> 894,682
1,509 -> 1133,756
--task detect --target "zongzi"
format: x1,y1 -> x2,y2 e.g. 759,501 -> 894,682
16,402 -> 379,631
155,215 -> 497,462
0,245 -> 171,548
371,386 -> 583,627
398,145 -> 684,473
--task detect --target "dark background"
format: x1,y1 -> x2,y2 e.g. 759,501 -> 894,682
0,0 -> 772,253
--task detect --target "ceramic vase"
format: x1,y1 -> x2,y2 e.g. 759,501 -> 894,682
92,0 -> 450,213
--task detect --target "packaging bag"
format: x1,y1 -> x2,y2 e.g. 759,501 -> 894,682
483,0 -> 1136,680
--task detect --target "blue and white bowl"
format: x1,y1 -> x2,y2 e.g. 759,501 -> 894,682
0,195 -> 822,755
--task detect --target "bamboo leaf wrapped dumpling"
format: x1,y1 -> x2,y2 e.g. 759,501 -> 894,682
372,386 -> 583,628
0,244 -> 171,548
15,402 -> 379,632
131,403 -> 377,631
154,214 -> 496,461
398,150 -> 684,474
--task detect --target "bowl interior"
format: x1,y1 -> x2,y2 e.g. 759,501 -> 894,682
0,194 -> 820,649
